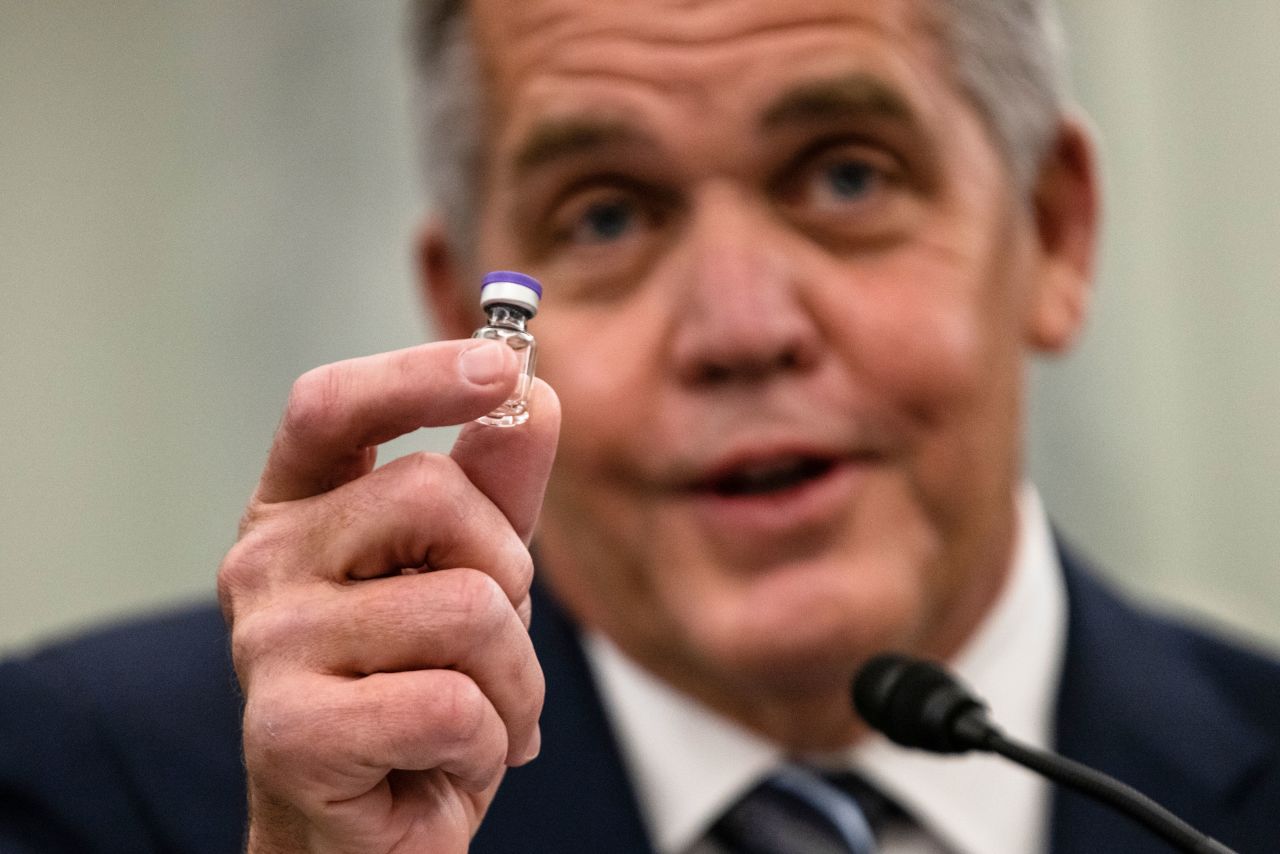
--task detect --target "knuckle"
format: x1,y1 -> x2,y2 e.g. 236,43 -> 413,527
403,451 -> 464,499
241,684 -> 314,781
433,671 -> 492,749
527,660 -> 547,710
467,734 -> 508,792
415,454 -> 479,529
508,547 -> 535,602
449,569 -> 508,631
217,540 -> 264,613
228,606 -> 292,676
216,522 -> 287,608
283,365 -> 346,444
506,634 -> 545,720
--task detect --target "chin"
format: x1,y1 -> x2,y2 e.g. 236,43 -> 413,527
683,555 -> 922,697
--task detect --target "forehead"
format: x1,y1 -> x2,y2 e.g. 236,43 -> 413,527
469,0 -> 957,138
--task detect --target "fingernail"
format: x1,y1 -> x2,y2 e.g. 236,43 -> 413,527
458,341 -> 507,386
522,724 -> 542,763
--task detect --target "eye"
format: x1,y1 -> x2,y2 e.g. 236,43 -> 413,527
822,159 -> 876,201
544,183 -> 658,252
571,196 -> 637,245
537,181 -> 674,292
798,151 -> 886,212
773,140 -> 917,247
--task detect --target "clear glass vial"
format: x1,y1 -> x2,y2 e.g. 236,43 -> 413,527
472,270 -> 541,427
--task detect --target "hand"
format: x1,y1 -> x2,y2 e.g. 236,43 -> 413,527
218,339 -> 560,854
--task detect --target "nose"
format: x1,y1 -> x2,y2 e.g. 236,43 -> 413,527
668,186 -> 823,387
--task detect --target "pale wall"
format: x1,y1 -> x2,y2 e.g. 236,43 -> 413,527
2,1 -> 1277,652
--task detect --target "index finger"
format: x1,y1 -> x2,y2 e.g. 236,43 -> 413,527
256,339 -> 517,504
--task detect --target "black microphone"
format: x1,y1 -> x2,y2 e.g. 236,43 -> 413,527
852,653 -> 1238,854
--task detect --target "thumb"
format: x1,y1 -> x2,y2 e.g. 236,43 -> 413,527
449,378 -> 560,544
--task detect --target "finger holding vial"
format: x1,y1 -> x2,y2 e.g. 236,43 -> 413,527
222,271 -> 559,854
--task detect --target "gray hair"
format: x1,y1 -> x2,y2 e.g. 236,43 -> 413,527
407,0 -> 1070,251
936,0 -> 1071,191
407,0 -> 483,259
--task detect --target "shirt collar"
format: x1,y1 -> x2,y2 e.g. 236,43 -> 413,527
583,483 -> 1067,854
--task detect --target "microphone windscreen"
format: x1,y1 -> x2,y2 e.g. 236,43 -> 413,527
852,653 -> 984,754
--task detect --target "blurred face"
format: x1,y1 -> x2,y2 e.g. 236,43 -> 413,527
453,0 -> 1088,741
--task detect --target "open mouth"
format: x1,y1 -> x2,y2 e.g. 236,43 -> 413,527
701,455 -> 839,497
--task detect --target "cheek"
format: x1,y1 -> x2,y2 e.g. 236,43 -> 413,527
837,236 -> 1032,552
532,301 -> 664,473
825,176 -> 1033,417
822,238 -> 1032,530
835,261 -> 992,414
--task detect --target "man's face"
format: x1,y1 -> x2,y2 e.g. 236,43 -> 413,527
456,0 -> 1086,737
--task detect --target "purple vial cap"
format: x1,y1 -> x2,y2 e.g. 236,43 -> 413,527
482,270 -> 543,298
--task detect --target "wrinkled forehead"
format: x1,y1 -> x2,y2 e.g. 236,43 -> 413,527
468,0 -> 957,136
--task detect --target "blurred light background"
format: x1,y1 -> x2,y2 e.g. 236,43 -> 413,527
2,1 -> 1277,653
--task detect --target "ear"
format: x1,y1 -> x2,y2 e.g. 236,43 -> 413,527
1025,115 -> 1100,354
417,218 -> 483,341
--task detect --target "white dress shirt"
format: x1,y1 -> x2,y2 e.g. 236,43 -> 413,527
583,484 -> 1068,854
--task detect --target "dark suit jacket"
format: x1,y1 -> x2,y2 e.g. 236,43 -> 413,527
2,551 -> 1278,853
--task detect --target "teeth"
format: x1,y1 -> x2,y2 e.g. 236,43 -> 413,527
713,456 -> 834,496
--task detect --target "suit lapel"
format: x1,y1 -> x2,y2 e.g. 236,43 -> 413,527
471,580 -> 656,854
1049,548 -> 1275,854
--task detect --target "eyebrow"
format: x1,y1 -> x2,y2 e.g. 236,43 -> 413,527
512,118 -> 657,180
509,74 -> 919,180
760,73 -> 919,132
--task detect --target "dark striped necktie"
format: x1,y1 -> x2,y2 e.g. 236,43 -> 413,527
710,765 -> 900,854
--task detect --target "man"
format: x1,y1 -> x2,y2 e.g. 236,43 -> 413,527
2,0 -> 1278,852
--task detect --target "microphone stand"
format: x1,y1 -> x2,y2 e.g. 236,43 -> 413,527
959,714 -> 1236,854
855,654 -> 1240,854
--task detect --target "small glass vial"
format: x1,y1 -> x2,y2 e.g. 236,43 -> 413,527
472,270 -> 541,427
